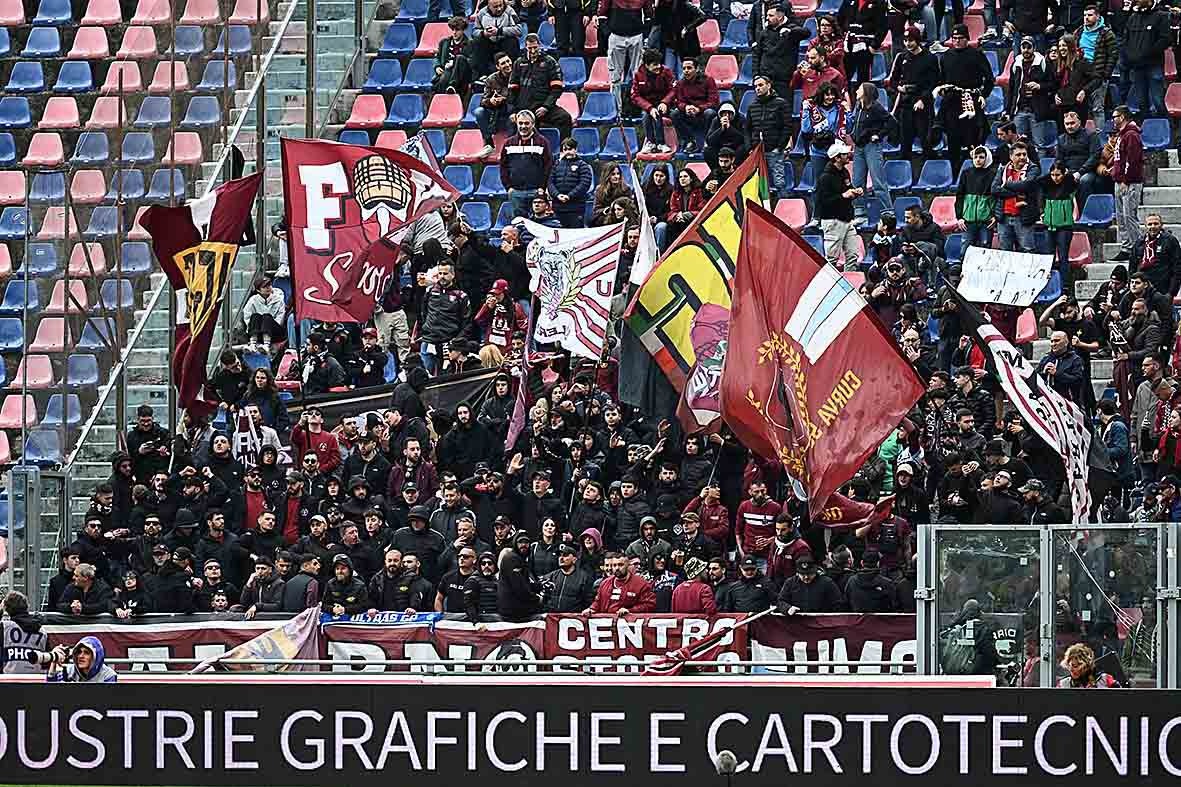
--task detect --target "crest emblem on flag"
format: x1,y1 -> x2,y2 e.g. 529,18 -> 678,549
175,241 -> 237,338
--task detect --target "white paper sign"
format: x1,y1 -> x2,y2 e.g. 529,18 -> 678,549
959,246 -> 1054,307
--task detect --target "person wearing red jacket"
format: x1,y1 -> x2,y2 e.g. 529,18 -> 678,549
735,480 -> 781,569
669,57 -> 720,154
667,167 -> 704,241
584,552 -> 656,615
290,408 -> 342,477
766,515 -> 813,591
631,49 -> 676,153
682,484 -> 729,544
1110,105 -> 1144,263
670,557 -> 717,614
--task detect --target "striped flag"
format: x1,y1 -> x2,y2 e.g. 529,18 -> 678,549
518,220 -> 623,359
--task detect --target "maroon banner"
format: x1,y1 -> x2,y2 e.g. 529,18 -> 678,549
46,619 -> 276,668
749,613 -> 917,673
545,614 -> 749,673
324,619 -> 545,671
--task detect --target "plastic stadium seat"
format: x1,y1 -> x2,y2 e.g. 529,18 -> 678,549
0,246 -> 10,277
580,92 -> 618,125
475,166 -> 507,199
492,201 -> 515,231
585,57 -> 611,91
38,207 -> 81,239
7,63 -> 46,93
1167,83 -> 1181,118
572,127 -> 599,158
0,0 -> 24,23
173,25 -> 205,56
793,163 -> 817,194
930,196 -> 958,231
134,95 -> 171,127
68,242 -> 106,276
180,0 -> 219,23
69,27 -> 109,59
0,98 -> 32,129
1077,194 -> 1115,227
380,23 -> 417,57
561,57 -> 587,90
127,206 -> 151,240
82,0 -> 121,23
65,354 -> 98,386
87,98 -> 128,129
374,129 -> 406,148
0,208 -> 29,240
697,19 -> 721,52
98,279 -> 135,311
163,132 -> 203,165
23,132 -> 64,166
401,58 -> 435,91
424,129 -> 448,159
118,241 -> 152,275
132,0 -> 170,22
347,94 -> 387,128
108,170 -> 150,204
1142,119 -> 1170,151
600,127 -> 639,160
54,61 -> 94,93
0,278 -> 36,313
536,20 -> 557,49
539,127 -> 561,153
460,93 -> 481,128
363,59 -> 403,92
705,55 -> 739,88
443,165 -> 474,198
39,97 -> 80,129
70,132 -> 107,165
1014,307 -> 1037,344
0,29 -> 8,57
773,198 -> 808,228
9,356 -> 53,389
339,129 -> 370,145
445,129 -> 493,164
720,19 -> 749,52
214,24 -> 251,54
22,429 -> 63,466
386,94 -> 425,127
914,159 -> 953,193
24,243 -> 59,277
23,27 -> 62,57
28,318 -> 68,353
1068,232 -> 1091,266
41,394 -> 81,427
149,61 -> 191,93
145,168 -> 186,203
120,132 -> 155,163
84,206 -> 119,238
77,317 -> 115,351
423,94 -> 463,128
44,280 -> 89,314
0,173 -> 25,206
396,0 -> 427,21
883,160 -> 912,191
181,96 -> 220,128
29,172 -> 66,204
228,0 -> 268,24
116,26 -> 157,57
892,196 -> 922,218
1032,120 -> 1058,152
943,233 -> 965,261
0,319 -> 23,352
34,0 -> 74,23
416,23 -> 451,56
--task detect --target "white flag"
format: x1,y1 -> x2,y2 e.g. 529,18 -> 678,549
627,165 -> 661,287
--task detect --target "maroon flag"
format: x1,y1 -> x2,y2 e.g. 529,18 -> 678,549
642,609 -> 767,676
719,203 -> 925,510
140,172 -> 262,416
281,137 -> 458,323
813,493 -> 895,530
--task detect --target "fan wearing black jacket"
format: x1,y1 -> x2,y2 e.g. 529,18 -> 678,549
890,28 -> 941,161
498,548 -> 542,621
541,544 -> 598,612
934,24 -> 995,173
838,0 -> 888,98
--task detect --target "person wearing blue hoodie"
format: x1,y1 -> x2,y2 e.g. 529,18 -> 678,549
45,636 -> 118,683
547,138 -> 594,228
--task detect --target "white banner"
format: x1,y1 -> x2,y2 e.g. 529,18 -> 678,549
959,246 -> 1053,307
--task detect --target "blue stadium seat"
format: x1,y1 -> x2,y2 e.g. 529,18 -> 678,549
338,129 -> 370,145
560,57 -> 587,90
870,52 -> 887,82
380,24 -> 418,57
803,233 -> 825,255
0,207 -> 29,240
71,131 -> 109,164
22,27 -> 62,57
461,201 -> 492,233
106,169 -> 147,202
443,165 -> 474,198
537,21 -> 556,49
98,280 -> 135,311
600,127 -> 639,160
33,0 -> 73,24
383,353 -> 398,383
944,233 -> 965,261
984,87 -> 1004,116
145,168 -> 186,203
985,50 -> 1000,76
734,55 -> 753,88
738,89 -> 754,116
0,133 -> 15,165
28,172 -> 66,204
84,206 -> 119,239
386,94 -> 425,127
197,60 -> 237,93
76,317 -> 116,351
173,26 -> 206,57
422,129 -> 447,159
241,349 -> 270,369
42,394 -> 81,427
181,96 -> 221,128
134,95 -> 172,128
214,25 -> 252,55
401,58 -> 436,91
23,243 -> 59,276
1032,120 -> 1058,152
580,92 -> 618,125
474,165 -> 507,199
0,278 -> 38,314
572,127 -> 600,158
1076,194 -> 1115,227
719,19 -> 749,52
1037,269 -> 1063,303
883,160 -> 912,191
118,242 -> 153,275
120,132 -> 155,163
7,62 -> 46,93
363,59 -> 403,92
22,429 -> 62,467
914,159 -> 953,193
54,61 -> 93,93
892,196 -> 922,217
0,30 -> 9,58
1142,118 -> 1171,151
492,201 -> 515,230
461,93 -> 481,127
793,163 -> 817,194
0,319 -> 23,352
66,354 -> 99,386
0,98 -> 32,129
395,0 -> 428,22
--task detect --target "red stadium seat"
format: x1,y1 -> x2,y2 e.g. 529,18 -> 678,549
636,122 -> 678,161
44,280 -> 90,314
585,57 -> 611,91
1015,308 -> 1037,344
116,26 -> 158,58
7,356 -> 54,389
1068,231 -> 1091,267
995,51 -> 1014,88
23,133 -> 65,166
0,246 -> 11,277
0,432 -> 12,464
69,170 -> 106,204
69,27 -> 110,59
229,0 -> 269,23
148,61 -> 190,93
842,270 -> 866,290
584,18 -> 598,52
685,161 -> 711,180
39,97 -> 80,129
28,318 -> 68,353
1167,83 -> 1181,118
101,62 -> 144,94
180,0 -> 220,23
345,94 -> 387,128
275,350 -> 302,392
86,97 -> 129,128
81,0 -> 122,24
422,93 -> 463,128
446,129 -> 497,164
697,19 -> 720,53
556,91 -> 581,120
0,395 -> 38,428
37,207 -> 80,240
416,23 -> 450,57
1167,48 -> 1177,81
964,14 -> 985,43
705,54 -> 739,88
69,242 -> 107,276
0,172 -> 24,206
131,0 -> 170,22
929,196 -> 958,232
163,131 -> 203,165
375,129 -> 407,149
128,207 -> 151,240
0,0 -> 25,24
773,197 -> 808,229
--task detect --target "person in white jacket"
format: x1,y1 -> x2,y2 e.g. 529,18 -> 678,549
241,276 -> 286,355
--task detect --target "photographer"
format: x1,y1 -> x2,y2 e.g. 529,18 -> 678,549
1,592 -> 47,674
45,637 -> 118,683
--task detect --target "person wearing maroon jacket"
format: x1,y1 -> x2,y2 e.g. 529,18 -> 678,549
670,557 -> 718,614
682,483 -> 729,544
584,552 -> 657,615
290,408 -> 342,478
735,480 -> 781,570
631,49 -> 677,153
766,515 -> 813,590
1110,106 -> 1144,264
669,57 -> 720,154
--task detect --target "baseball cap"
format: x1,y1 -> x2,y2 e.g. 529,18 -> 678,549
796,555 -> 818,574
1018,479 -> 1045,493
827,141 -> 852,159
719,102 -> 736,115
740,555 -> 758,569
362,326 -> 378,338
896,463 -> 915,477
491,278 -> 509,294
558,543 -> 577,556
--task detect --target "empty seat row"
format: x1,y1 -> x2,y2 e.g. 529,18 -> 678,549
0,393 -> 83,429
0,94 -> 222,132
6,130 -> 202,168
0,241 -> 152,279
2,24 -> 255,60
0,0 -> 268,27
0,205 -> 154,241
3,58 -> 239,99
1,168 -> 187,206
0,278 -> 137,314
0,316 -> 120,354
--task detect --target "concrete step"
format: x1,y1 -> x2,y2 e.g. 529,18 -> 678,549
1075,279 -> 1102,301
1138,205 -> 1181,222
1091,358 -> 1114,379
1085,262 -> 1118,281
1142,187 -> 1181,206
1159,168 -> 1181,188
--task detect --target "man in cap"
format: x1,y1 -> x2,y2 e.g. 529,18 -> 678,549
892,463 -> 931,526
235,555 -> 285,619
670,557 -> 718,614
541,543 -> 597,612
152,548 -> 198,614
716,555 -> 776,612
519,468 -> 565,539
282,552 -> 323,612
776,555 -> 844,613
463,551 -> 502,621
474,279 -> 528,359
973,469 -> 1024,524
195,558 -> 241,611
982,438 -> 1032,489
270,470 -> 313,547
321,554 -> 370,616
816,141 -> 861,269
391,505 -> 448,585
291,514 -> 338,578
704,107 -> 747,173
292,406 -> 342,477
670,510 -> 722,568
1020,479 -> 1069,524
343,432 -> 392,494
570,478 -> 611,542
301,332 -> 349,395
845,551 -> 901,612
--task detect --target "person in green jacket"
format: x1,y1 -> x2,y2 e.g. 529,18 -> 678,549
955,145 -> 997,250
1039,161 -> 1080,286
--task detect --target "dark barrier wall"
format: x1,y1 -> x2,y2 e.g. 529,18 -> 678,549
3,685 -> 1181,785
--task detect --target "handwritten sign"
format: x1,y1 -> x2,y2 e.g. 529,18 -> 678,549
959,246 -> 1053,307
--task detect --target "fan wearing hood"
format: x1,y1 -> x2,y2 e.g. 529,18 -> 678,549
478,372 -> 516,443
954,145 -> 998,249
436,402 -> 498,481
45,636 -> 117,683
497,545 -> 542,621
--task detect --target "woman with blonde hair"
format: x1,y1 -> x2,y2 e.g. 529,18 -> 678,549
1058,642 -> 1118,687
